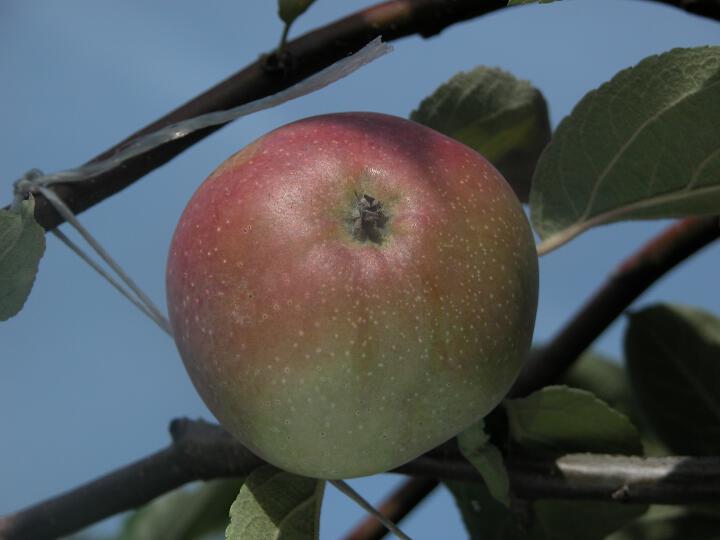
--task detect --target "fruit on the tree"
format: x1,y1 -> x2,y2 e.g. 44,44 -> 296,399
166,112 -> 538,479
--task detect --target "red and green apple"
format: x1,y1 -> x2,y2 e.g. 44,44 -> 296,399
166,112 -> 538,479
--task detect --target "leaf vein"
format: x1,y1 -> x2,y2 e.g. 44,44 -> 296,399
580,78 -> 720,221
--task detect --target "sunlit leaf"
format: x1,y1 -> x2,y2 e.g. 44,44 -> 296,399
531,47 -> 720,254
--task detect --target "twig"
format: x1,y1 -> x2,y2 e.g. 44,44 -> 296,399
343,478 -> 438,540
511,216 -> 720,397
1,419 -> 718,540
0,420 -> 263,540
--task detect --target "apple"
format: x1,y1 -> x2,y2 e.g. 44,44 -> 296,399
166,112 -> 538,479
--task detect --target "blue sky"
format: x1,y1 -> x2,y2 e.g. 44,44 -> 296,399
1,1 -> 718,538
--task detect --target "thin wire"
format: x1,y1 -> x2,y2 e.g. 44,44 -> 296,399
37,186 -> 172,336
8,36 -> 412,539
9,38 -> 391,342
330,480 -> 413,540
51,228 -> 166,330
15,38 -> 391,189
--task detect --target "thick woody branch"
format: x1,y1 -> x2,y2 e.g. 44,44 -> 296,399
398,453 -> 720,503
24,0 -> 507,232
511,216 -> 720,397
8,0 -> 717,231
0,420 -> 263,540
1,419 -> 719,540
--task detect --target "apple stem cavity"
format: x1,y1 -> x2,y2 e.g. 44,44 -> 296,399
350,191 -> 389,244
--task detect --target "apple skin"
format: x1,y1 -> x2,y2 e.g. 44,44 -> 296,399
166,112 -> 538,479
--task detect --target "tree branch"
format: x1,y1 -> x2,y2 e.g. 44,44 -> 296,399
1,419 -> 718,540
0,420 -> 263,540
2,2 -> 718,539
8,0 -> 718,231
511,216 -> 720,397
22,0 -> 507,232
343,477 -> 439,540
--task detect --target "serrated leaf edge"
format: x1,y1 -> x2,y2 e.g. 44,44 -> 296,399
505,385 -> 643,454
532,46 -> 720,253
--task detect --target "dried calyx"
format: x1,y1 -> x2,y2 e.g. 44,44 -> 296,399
350,192 -> 388,244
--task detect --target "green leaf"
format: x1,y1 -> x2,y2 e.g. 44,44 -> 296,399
278,0 -> 316,26
508,0 -> 559,5
625,304 -> 720,456
445,480 -> 526,540
561,351 -> 669,455
504,385 -> 643,455
562,351 -> 639,422
0,196 -> 46,321
530,46 -> 720,253
117,479 -> 245,540
457,420 -> 510,507
447,481 -> 645,540
448,481 -> 647,540
410,66 -> 551,202
225,465 -> 324,540
609,509 -> 720,540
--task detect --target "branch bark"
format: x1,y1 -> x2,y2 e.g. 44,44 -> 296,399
1,419 -> 719,540
343,477 -> 439,540
8,0 -> 718,231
